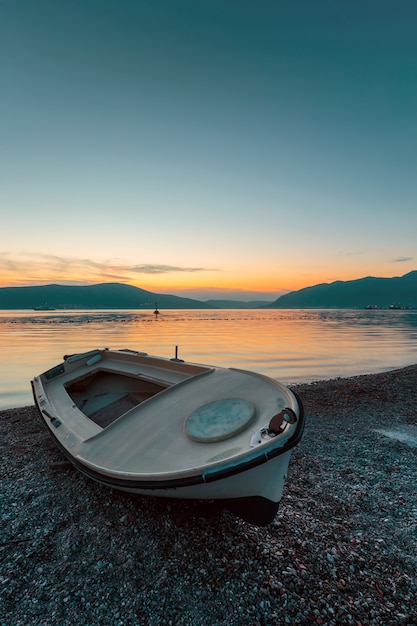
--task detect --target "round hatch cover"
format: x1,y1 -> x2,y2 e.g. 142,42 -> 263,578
185,398 -> 256,442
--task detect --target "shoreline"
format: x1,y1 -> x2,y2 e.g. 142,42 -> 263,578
2,365 -> 417,625
3,361 -> 417,414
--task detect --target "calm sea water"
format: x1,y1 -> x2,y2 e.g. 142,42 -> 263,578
1,308 -> 417,410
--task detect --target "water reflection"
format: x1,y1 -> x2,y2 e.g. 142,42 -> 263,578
1,309 -> 417,409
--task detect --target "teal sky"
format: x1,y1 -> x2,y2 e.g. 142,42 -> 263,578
1,0 -> 416,300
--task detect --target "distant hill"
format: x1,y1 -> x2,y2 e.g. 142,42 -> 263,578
2,273 -> 416,310
0,283 -> 214,310
264,271 -> 417,309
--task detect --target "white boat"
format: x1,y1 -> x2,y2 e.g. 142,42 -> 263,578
34,303 -> 56,311
31,348 -> 305,525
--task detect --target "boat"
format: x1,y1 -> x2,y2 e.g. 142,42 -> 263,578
34,303 -> 56,311
31,348 -> 305,526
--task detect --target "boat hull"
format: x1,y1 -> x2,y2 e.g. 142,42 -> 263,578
32,348 -> 305,526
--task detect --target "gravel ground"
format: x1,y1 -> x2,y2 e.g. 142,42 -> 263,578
1,366 -> 417,625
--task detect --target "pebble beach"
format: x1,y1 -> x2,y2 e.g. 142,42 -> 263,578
1,366 -> 417,626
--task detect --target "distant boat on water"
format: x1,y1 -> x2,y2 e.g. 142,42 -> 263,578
34,303 -> 56,311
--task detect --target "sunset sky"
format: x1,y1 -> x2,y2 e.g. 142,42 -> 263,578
1,0 -> 416,301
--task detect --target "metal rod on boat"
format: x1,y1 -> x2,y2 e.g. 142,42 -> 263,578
171,345 -> 184,362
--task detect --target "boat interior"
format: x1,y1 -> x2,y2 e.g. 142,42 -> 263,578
66,371 -> 170,428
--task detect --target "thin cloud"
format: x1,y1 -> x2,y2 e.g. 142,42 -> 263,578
337,250 -> 366,257
130,264 -> 213,275
391,257 -> 413,263
0,253 -> 19,271
0,252 -> 216,285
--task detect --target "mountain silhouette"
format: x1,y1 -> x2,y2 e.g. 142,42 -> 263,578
0,283 -> 213,310
2,272 -> 417,309
264,271 -> 417,309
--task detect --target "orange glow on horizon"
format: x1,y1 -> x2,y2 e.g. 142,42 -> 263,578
0,269 -> 317,296
0,253 -> 413,297
0,258 -> 307,293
